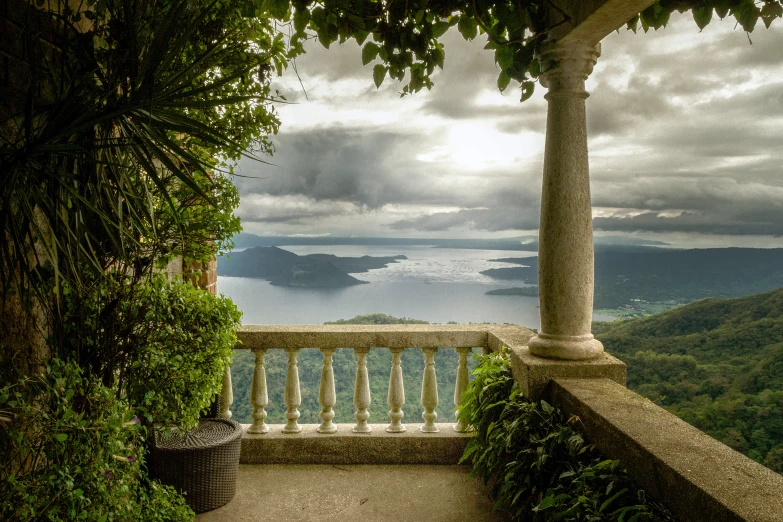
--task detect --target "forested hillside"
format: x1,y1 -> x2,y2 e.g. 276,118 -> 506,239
230,314 -> 478,427
482,248 -> 783,314
595,288 -> 783,473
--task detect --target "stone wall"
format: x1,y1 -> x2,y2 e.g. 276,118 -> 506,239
163,255 -> 218,295
551,378 -> 783,522
186,257 -> 218,295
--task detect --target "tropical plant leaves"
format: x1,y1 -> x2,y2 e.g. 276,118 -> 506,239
458,352 -> 676,520
0,0 -> 277,316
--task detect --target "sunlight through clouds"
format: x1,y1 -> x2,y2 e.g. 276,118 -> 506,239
415,123 -> 543,170
232,13 -> 783,246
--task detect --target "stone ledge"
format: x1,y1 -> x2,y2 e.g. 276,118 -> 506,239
236,324 -> 535,352
551,378 -> 783,522
240,423 -> 472,465
487,326 -> 535,353
237,324 -> 492,351
508,344 -> 626,401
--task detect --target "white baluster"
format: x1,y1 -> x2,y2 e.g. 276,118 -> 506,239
453,347 -> 471,432
219,365 -> 233,419
420,347 -> 439,433
318,347 -> 337,434
248,348 -> 269,434
282,347 -> 302,434
386,347 -> 406,433
353,347 -> 372,433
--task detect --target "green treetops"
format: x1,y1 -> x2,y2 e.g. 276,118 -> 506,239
262,0 -> 783,101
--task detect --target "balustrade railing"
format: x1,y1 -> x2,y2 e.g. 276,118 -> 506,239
219,325 -> 522,435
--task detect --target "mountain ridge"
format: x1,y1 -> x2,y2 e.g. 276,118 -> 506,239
481,248 -> 783,310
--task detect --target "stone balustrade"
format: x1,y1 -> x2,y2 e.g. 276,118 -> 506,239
213,324 -> 783,521
220,325 -> 531,437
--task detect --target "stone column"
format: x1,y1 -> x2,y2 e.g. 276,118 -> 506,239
528,40 -> 604,361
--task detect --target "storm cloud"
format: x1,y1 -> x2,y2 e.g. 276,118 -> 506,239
232,13 -> 783,244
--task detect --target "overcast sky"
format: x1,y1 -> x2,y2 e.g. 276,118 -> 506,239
233,13 -> 783,248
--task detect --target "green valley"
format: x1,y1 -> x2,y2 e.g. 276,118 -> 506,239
595,288 -> 783,473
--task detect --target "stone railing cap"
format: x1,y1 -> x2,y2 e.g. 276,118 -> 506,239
236,324 -> 533,350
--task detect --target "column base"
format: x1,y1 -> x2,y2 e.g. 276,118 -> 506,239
528,333 -> 604,360
510,345 -> 626,401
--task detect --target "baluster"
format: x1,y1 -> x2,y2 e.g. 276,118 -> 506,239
219,365 -> 233,419
386,347 -> 406,433
353,347 -> 372,433
248,349 -> 269,434
282,347 -> 302,433
420,347 -> 439,432
453,347 -> 471,432
318,347 -> 337,434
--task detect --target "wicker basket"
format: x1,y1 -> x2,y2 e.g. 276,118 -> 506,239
149,418 -> 243,513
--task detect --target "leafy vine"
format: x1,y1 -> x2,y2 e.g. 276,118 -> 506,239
260,0 -> 783,101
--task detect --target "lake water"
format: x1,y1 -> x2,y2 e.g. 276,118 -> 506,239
223,245 -> 616,424
219,245 -> 615,327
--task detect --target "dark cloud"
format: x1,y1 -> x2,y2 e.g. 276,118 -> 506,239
286,39 -> 369,83
234,125 -> 540,211
232,14 -> 783,240
235,128 -> 424,208
235,195 -> 355,225
594,210 -> 783,236
387,204 -> 540,232
587,75 -> 673,136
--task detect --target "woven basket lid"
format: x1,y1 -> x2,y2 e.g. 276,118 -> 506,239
155,419 -> 240,450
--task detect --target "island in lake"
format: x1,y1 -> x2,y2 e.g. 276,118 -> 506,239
218,246 -> 407,288
480,257 -> 537,283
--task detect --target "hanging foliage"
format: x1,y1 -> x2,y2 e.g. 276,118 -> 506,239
259,0 -> 783,101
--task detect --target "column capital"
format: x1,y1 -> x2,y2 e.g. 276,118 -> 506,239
537,40 -> 601,98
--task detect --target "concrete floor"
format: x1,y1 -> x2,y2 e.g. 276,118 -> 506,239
196,464 -> 510,522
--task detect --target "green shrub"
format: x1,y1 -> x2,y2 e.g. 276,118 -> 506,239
458,351 -> 674,521
117,278 -> 241,430
61,275 -> 241,430
0,358 -> 194,521
1,276 -> 242,519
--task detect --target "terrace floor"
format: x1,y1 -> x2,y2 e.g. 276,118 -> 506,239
196,464 -> 510,522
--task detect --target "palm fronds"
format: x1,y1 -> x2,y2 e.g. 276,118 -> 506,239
0,0 -> 284,316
